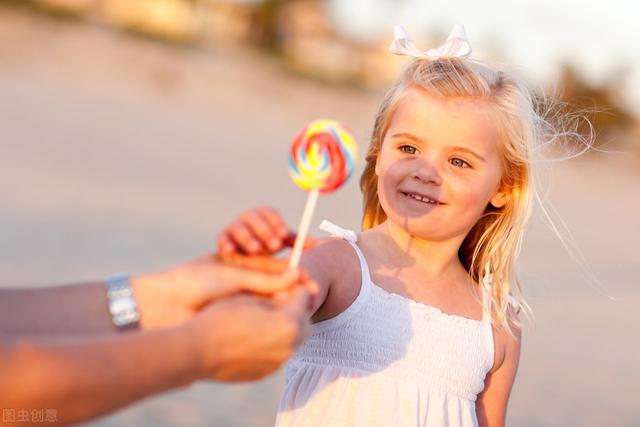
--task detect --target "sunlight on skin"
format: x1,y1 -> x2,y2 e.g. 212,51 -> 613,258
374,88 -> 508,276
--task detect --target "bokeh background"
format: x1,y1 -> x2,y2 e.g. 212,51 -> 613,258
1,1 -> 638,426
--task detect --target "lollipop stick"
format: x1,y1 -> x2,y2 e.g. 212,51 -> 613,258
288,188 -> 319,269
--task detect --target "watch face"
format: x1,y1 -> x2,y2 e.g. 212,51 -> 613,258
106,276 -> 140,330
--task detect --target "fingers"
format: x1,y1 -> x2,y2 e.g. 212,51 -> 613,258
216,206 -> 318,259
221,263 -> 303,295
279,286 -> 311,320
272,278 -> 318,311
218,207 -> 292,256
255,206 -> 289,239
302,278 -> 320,310
279,287 -> 312,344
223,221 -> 262,255
215,254 -> 318,297
216,253 -> 289,274
240,210 -> 282,252
217,233 -> 236,255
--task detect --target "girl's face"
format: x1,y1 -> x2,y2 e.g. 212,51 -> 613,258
376,88 -> 508,240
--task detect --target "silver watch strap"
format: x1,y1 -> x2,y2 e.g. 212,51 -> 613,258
106,275 -> 140,330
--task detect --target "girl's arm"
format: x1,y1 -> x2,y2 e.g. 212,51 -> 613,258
217,206 -> 333,315
476,319 -> 522,427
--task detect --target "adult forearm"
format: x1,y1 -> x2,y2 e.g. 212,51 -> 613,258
0,283 -> 114,337
0,326 -> 200,425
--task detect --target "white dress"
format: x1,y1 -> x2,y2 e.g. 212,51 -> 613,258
275,221 -> 495,427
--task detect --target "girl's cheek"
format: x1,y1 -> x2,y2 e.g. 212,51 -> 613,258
378,157 -> 405,183
463,187 -> 490,214
378,169 -> 398,203
376,150 -> 399,173
447,177 -> 479,207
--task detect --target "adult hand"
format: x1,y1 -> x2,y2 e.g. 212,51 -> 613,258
188,286 -> 313,381
132,255 -> 318,330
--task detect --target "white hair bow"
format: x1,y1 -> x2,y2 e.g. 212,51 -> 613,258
389,24 -> 472,59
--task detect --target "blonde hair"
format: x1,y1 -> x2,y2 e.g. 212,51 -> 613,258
360,58 -> 587,336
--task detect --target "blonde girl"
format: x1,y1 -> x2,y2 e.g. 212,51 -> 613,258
218,25 -> 566,427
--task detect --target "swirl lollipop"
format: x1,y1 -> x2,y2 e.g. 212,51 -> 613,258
287,119 -> 358,268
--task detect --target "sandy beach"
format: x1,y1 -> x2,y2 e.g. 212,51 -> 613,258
0,6 -> 638,426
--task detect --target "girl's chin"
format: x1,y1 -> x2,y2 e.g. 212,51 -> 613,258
387,214 -> 443,236
387,204 -> 442,222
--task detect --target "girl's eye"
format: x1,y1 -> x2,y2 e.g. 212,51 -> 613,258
450,158 -> 470,168
400,145 -> 417,155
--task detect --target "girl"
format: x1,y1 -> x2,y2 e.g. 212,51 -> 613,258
218,26 -> 568,427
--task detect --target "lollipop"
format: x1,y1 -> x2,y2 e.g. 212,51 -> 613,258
287,119 -> 358,268
288,119 -> 357,193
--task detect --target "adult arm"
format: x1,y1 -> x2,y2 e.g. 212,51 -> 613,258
0,255 -> 312,337
0,282 -> 116,337
0,287 -> 311,426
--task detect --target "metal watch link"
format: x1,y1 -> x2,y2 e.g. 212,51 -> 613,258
105,274 -> 140,330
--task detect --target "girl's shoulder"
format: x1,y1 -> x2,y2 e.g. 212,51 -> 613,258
302,235 -> 361,278
308,226 -> 385,276
302,236 -> 364,323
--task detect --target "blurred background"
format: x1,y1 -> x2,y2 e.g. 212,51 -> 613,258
0,0 -> 638,426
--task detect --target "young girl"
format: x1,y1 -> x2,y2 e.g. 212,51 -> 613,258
218,26 -> 558,427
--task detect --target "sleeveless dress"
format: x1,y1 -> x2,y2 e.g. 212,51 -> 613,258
275,221 -> 496,427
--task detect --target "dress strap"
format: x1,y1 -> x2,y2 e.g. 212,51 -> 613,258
481,263 -> 521,323
481,263 -> 496,373
318,220 -> 358,243
481,262 -> 493,324
318,220 -> 372,284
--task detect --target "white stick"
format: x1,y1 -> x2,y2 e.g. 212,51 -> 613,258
288,188 -> 319,269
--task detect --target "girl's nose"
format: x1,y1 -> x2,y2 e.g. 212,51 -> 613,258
412,159 -> 442,186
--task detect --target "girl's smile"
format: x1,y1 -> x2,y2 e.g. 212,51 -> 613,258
400,190 -> 444,206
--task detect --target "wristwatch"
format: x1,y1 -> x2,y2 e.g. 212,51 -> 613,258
105,275 -> 141,330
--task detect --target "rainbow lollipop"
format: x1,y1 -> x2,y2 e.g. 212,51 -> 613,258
288,119 -> 357,193
287,119 -> 358,268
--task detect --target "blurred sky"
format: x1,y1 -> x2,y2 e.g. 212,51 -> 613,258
330,0 -> 640,115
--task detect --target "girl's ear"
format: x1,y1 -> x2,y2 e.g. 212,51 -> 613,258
490,188 -> 509,208
489,185 -> 510,208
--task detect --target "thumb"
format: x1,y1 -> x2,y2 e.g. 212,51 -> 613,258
278,286 -> 311,320
278,287 -> 312,345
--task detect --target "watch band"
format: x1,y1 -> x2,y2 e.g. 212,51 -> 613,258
106,274 -> 140,330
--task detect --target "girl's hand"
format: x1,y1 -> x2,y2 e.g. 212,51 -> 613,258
217,206 -> 315,256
